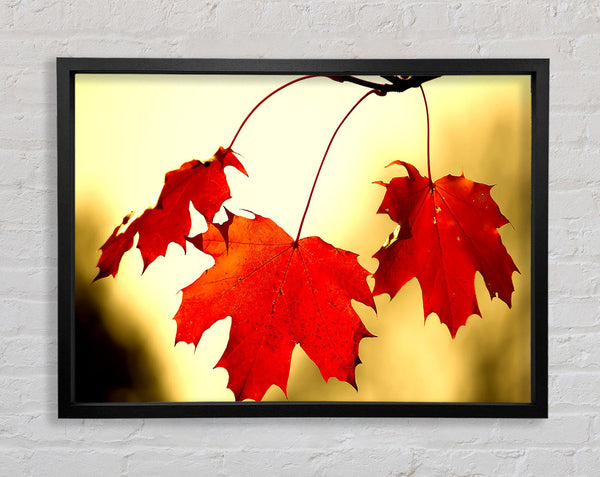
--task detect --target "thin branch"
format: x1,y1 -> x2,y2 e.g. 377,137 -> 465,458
229,75 -> 440,149
294,89 -> 378,243
327,75 -> 440,95
228,75 -> 320,149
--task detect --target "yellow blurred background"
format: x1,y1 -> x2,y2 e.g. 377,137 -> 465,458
75,73 -> 531,403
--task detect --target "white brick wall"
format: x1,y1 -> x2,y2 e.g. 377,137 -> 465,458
0,0 -> 598,475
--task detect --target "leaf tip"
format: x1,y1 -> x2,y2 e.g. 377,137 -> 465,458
384,160 -> 403,169
217,146 -> 249,177
140,255 -> 152,275
185,233 -> 204,251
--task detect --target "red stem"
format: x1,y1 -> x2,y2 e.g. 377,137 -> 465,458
294,89 -> 378,243
419,84 -> 433,188
228,75 -> 320,149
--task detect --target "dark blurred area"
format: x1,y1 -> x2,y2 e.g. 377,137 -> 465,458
74,208 -> 166,402
74,285 -> 164,402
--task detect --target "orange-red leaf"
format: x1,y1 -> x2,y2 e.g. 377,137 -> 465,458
94,147 -> 247,281
175,214 -> 375,401
94,213 -> 137,281
373,161 -> 519,337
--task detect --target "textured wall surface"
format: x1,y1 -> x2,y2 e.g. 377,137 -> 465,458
1,1 -> 599,475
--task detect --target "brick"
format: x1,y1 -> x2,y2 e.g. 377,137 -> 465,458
413,449 -> 523,477
311,448 -> 414,476
0,266 -> 56,301
0,68 -> 16,105
0,1 -> 14,27
63,420 -> 146,445
545,1 -> 600,34
222,449 -> 318,476
139,418 -> 505,451
12,69 -> 54,105
0,37 -> 68,66
582,226 -> 600,256
493,415 -> 589,445
65,37 -> 178,58
1,299 -> 54,336
163,2 -> 218,31
106,0 -> 164,32
549,189 -> 598,220
575,448 -> 600,476
0,448 -> 33,476
0,413 -> 47,446
493,2 -> 599,37
479,37 -> 575,71
551,112 -> 587,143
0,228 -> 56,262
496,2 -> 553,35
1,188 -> 56,228
552,71 -> 600,108
549,144 -> 598,186
217,1 -> 305,33
138,419 -> 344,450
12,0 -> 66,31
548,224 -> 583,257
221,447 -> 414,477
405,420 -> 501,447
548,261 -> 600,298
407,3 -> 454,32
0,150 -> 39,186
521,449 -> 576,476
30,449 -> 123,477
0,335 -> 57,375
549,297 -> 600,328
592,416 -> 600,445
356,3 -> 403,33
308,2 -> 357,31
0,109 -> 48,147
573,34 -> 600,67
551,373 -> 600,408
588,113 -> 600,145
64,1 -> 114,30
357,37 -> 481,57
453,2 -> 502,35
126,449 -> 223,476
550,332 -> 600,369
0,376 -> 47,413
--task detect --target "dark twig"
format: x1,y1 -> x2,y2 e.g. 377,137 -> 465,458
327,75 -> 440,95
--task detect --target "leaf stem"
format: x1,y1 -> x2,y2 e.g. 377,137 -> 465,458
228,75 -> 320,149
419,84 -> 433,189
294,89 -> 379,243
229,75 -> 440,150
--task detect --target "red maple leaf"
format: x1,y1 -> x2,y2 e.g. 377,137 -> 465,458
176,214 -> 375,401
94,147 -> 247,281
373,161 -> 519,337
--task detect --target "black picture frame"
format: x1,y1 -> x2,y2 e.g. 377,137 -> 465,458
57,58 -> 548,418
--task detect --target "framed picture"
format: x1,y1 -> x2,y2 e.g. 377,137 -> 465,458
58,58 -> 548,418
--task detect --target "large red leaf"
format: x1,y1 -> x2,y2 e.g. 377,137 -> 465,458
94,147 -> 247,281
373,161 -> 519,337
176,214 -> 375,401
